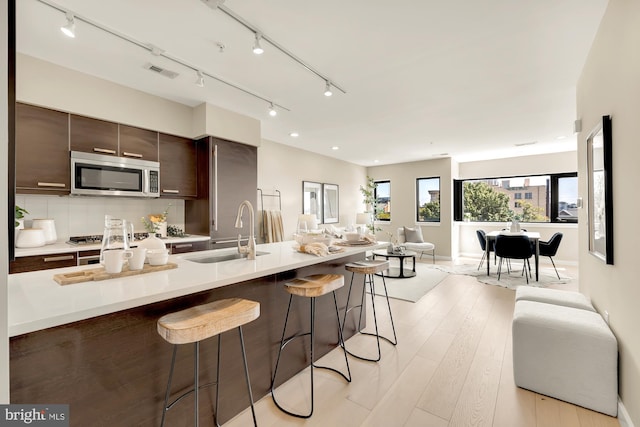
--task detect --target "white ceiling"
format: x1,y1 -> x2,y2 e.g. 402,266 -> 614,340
16,0 -> 608,166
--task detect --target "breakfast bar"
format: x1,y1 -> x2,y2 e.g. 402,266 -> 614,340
8,241 -> 379,426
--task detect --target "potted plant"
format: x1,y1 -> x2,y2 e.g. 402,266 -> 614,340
15,205 -> 28,244
359,177 -> 381,234
15,205 -> 28,228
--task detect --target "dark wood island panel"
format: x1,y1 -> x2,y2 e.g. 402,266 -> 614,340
10,253 -> 364,426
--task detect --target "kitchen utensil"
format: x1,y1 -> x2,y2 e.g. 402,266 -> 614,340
147,248 -> 169,266
32,218 -> 57,244
16,228 -> 46,248
100,215 -> 134,265
103,249 -> 133,274
129,247 -> 147,271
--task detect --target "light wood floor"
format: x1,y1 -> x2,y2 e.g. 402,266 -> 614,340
226,259 -> 620,427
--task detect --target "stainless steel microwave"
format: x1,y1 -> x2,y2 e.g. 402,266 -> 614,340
70,151 -> 160,197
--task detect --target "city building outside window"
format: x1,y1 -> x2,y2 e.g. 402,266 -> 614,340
416,177 -> 440,222
374,180 -> 391,221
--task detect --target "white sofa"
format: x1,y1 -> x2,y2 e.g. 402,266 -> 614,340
397,227 -> 435,263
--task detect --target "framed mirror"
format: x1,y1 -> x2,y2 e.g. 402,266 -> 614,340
323,183 -> 339,224
587,115 -> 613,264
302,181 -> 322,220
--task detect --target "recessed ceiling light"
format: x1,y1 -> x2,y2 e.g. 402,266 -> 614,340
373,160 -> 379,163
331,146 -> 339,150
289,132 -> 299,137
556,135 -> 567,140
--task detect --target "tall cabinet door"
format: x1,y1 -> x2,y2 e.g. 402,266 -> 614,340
211,137 -> 257,242
184,137 -> 257,242
15,103 -> 70,194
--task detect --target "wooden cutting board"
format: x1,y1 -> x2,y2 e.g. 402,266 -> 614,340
53,262 -> 178,285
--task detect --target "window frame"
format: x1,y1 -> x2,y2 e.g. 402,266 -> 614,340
416,176 -> 441,223
454,172 -> 578,224
374,180 -> 391,222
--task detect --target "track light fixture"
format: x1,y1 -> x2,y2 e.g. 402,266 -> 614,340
208,3 -> 346,97
38,0 -> 289,114
252,33 -> 264,55
195,70 -> 205,87
60,12 -> 76,38
324,81 -> 333,97
268,103 -> 277,117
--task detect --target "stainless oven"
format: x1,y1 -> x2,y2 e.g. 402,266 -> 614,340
71,151 -> 160,197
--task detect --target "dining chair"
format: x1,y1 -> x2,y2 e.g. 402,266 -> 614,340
476,230 -> 495,270
494,235 -> 533,283
539,232 -> 564,279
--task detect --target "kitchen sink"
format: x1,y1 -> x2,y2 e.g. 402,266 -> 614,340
185,251 -> 269,264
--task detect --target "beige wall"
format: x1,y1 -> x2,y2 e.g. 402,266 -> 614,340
257,139 -> 366,241
577,0 -> 640,424
17,54 -> 260,145
364,153 -> 579,265
1,0 -> 9,403
457,152 -> 579,265
366,158 -> 454,259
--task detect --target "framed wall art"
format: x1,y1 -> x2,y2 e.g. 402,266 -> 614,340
322,183 -> 339,224
586,115 -> 613,264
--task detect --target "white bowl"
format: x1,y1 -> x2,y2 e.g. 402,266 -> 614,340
147,249 -> 169,266
343,232 -> 361,242
16,228 -> 46,248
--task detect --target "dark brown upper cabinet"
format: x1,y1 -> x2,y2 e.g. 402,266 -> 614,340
70,114 -> 119,156
159,133 -> 197,199
119,125 -> 159,162
15,103 -> 70,194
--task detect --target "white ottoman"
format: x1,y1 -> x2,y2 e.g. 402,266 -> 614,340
515,287 -> 595,312
512,300 -> 618,416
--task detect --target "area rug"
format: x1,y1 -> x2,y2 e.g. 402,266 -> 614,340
368,263 -> 449,302
433,263 -> 572,290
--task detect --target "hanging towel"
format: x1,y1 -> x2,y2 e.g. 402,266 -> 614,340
261,210 -> 284,243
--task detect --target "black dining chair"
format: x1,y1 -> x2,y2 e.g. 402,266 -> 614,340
476,230 -> 496,270
539,232 -> 563,279
494,235 -> 533,283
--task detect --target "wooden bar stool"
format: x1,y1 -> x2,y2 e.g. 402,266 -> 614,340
342,260 -> 398,362
157,298 -> 260,427
271,274 -> 351,418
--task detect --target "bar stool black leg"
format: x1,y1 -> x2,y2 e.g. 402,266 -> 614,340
271,293 -> 350,418
341,271 -> 398,362
160,346 -> 178,427
238,326 -> 258,426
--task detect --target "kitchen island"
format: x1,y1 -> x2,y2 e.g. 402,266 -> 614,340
8,240 -> 380,426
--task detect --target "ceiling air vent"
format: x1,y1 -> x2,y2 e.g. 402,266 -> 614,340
143,63 -> 179,79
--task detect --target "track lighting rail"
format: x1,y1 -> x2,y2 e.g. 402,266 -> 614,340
35,0 -> 290,113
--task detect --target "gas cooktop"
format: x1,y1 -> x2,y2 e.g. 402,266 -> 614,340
67,233 -> 149,245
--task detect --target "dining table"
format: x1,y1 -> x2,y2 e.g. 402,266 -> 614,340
485,230 -> 540,281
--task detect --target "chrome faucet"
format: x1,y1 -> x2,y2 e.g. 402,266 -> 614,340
234,200 -> 257,260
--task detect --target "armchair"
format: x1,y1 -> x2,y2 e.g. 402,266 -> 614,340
397,227 -> 435,263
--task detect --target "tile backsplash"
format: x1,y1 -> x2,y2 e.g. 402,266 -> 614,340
16,194 -> 185,242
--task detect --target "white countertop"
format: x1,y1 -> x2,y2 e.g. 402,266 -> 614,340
14,235 -> 212,257
8,241 -> 382,337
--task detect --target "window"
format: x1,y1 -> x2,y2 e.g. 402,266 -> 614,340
374,180 -> 391,221
454,173 -> 578,223
416,177 -> 440,222
552,174 -> 579,223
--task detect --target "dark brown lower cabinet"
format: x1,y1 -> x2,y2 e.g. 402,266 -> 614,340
9,252 -> 77,274
10,254 -> 364,426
